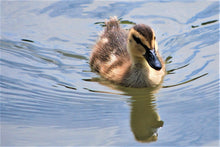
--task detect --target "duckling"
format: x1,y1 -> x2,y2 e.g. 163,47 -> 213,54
90,17 -> 165,88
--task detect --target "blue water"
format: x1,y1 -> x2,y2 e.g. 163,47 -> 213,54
1,0 -> 219,146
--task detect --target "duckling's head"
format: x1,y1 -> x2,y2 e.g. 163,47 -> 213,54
127,24 -> 162,70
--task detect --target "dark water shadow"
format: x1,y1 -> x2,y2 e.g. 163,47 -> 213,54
191,20 -> 218,28
163,73 -> 208,88
163,56 -> 209,88
55,49 -> 88,60
95,18 -> 136,27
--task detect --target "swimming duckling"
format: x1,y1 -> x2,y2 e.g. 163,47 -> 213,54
90,17 -> 165,88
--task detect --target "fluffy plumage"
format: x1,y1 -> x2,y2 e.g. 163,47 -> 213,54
90,17 -> 165,88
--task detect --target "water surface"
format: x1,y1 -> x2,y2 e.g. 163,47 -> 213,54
1,0 -> 219,146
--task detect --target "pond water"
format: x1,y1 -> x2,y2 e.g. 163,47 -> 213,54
1,0 -> 219,146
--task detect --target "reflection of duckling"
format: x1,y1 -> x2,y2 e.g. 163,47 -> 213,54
116,87 -> 163,143
130,89 -> 163,142
85,75 -> 164,143
90,16 -> 165,88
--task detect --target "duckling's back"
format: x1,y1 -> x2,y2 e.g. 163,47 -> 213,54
90,17 -> 131,83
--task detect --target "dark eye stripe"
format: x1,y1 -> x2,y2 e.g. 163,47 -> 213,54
132,35 -> 150,51
132,34 -> 141,44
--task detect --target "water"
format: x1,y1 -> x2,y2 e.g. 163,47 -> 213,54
1,0 -> 219,146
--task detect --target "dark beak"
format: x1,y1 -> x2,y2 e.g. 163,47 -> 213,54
143,49 -> 162,70
132,35 -> 162,70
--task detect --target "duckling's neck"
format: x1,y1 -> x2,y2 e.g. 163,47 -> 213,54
130,56 -> 147,69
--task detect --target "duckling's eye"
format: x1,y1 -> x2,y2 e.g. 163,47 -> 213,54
154,36 -> 156,40
132,35 -> 141,44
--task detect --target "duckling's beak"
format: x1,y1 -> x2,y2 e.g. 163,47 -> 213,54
143,49 -> 162,70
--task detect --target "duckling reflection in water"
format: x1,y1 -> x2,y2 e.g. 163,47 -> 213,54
86,78 -> 164,143
129,88 -> 164,142
90,16 -> 165,88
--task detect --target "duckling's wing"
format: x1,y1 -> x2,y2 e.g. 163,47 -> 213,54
103,17 -> 129,56
90,17 -> 130,73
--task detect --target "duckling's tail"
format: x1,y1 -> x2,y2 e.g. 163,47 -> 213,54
105,16 -> 120,31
